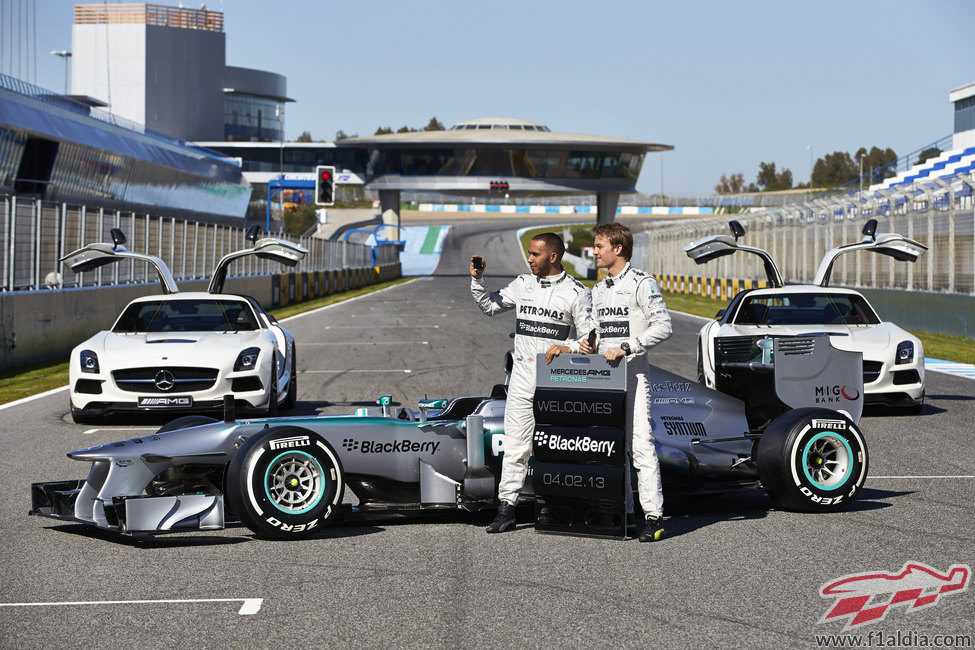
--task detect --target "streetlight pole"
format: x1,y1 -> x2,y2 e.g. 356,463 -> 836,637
51,50 -> 71,94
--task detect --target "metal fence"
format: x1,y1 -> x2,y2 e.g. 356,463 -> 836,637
1,194 -> 391,292
642,178 -> 975,296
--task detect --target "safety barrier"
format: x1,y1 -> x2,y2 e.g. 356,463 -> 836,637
0,193 -> 379,293
0,261 -> 401,369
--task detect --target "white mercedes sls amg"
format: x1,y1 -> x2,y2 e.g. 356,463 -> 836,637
65,226 -> 305,422
685,219 -> 927,413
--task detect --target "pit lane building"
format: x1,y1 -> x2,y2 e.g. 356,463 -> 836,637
205,118 -> 673,226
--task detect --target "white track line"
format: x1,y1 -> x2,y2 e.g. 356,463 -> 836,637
0,386 -> 69,412
0,597 -> 263,615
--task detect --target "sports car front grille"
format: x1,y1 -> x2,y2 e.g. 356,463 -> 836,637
863,361 -> 883,385
112,367 -> 219,393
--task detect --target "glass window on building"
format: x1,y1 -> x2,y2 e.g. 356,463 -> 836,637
224,94 -> 283,142
955,95 -> 975,134
567,152 -> 602,178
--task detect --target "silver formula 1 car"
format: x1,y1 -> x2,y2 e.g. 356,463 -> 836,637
32,333 -> 870,539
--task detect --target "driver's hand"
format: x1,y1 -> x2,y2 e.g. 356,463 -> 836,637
470,255 -> 486,280
545,344 -> 570,364
603,347 -> 626,361
579,339 -> 594,354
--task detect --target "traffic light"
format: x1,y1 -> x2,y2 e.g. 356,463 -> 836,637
489,180 -> 509,192
315,165 -> 335,206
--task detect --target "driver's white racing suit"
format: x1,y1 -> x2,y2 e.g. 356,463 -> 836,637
472,271 -> 592,505
591,263 -> 672,518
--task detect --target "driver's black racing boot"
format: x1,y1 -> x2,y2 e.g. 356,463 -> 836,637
486,502 -> 516,533
639,515 -> 664,543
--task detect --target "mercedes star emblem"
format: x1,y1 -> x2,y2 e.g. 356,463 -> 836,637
154,369 -> 175,391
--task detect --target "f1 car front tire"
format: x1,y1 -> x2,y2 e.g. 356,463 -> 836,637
225,426 -> 344,540
756,408 -> 868,512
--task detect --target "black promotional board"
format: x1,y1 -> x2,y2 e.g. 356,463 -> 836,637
533,355 -> 628,539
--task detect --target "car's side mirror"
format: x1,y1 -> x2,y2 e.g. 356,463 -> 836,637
503,350 -> 514,375
729,220 -> 745,241
861,218 -> 878,241
110,228 -> 126,250
245,224 -> 261,244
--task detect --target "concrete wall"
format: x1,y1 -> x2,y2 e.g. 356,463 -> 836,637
0,263 -> 401,370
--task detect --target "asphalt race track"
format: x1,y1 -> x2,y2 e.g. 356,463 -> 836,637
1,219 -> 972,647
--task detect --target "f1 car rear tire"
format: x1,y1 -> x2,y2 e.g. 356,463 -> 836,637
282,344 -> 297,410
225,426 -> 344,540
155,415 -> 219,434
756,407 -> 868,512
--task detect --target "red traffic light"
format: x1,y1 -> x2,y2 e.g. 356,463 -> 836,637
320,170 -> 331,180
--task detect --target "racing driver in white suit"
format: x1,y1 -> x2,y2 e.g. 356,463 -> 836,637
549,222 -> 672,542
470,233 -> 593,533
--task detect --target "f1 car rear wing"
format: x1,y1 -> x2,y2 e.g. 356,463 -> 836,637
208,226 -> 307,294
812,219 -> 928,287
683,220 -> 784,287
60,228 -> 180,294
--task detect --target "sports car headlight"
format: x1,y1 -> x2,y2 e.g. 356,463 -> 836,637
234,347 -> 261,372
896,340 -> 914,365
79,349 -> 99,374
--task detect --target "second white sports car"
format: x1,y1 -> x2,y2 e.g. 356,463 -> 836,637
686,219 -> 926,413
64,227 -> 303,422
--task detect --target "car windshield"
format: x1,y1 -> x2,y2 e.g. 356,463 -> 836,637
113,299 -> 261,333
734,293 -> 880,326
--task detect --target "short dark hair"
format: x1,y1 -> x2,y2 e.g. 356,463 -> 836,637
592,222 -> 633,261
531,232 -> 565,261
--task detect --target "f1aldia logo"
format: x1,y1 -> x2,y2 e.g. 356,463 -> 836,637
818,561 -> 970,629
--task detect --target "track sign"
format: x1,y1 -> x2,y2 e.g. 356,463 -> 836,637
315,165 -> 336,206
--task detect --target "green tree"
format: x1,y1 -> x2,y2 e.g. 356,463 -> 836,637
756,162 -> 793,191
423,117 -> 445,131
374,126 -> 393,135
757,162 -> 778,189
296,131 -> 313,142
854,146 -> 898,185
916,146 -> 941,166
811,151 -> 858,188
396,125 -> 414,133
714,172 -> 746,194
334,130 -> 358,141
770,168 -> 793,191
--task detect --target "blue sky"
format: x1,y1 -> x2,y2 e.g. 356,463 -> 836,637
10,0 -> 975,196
